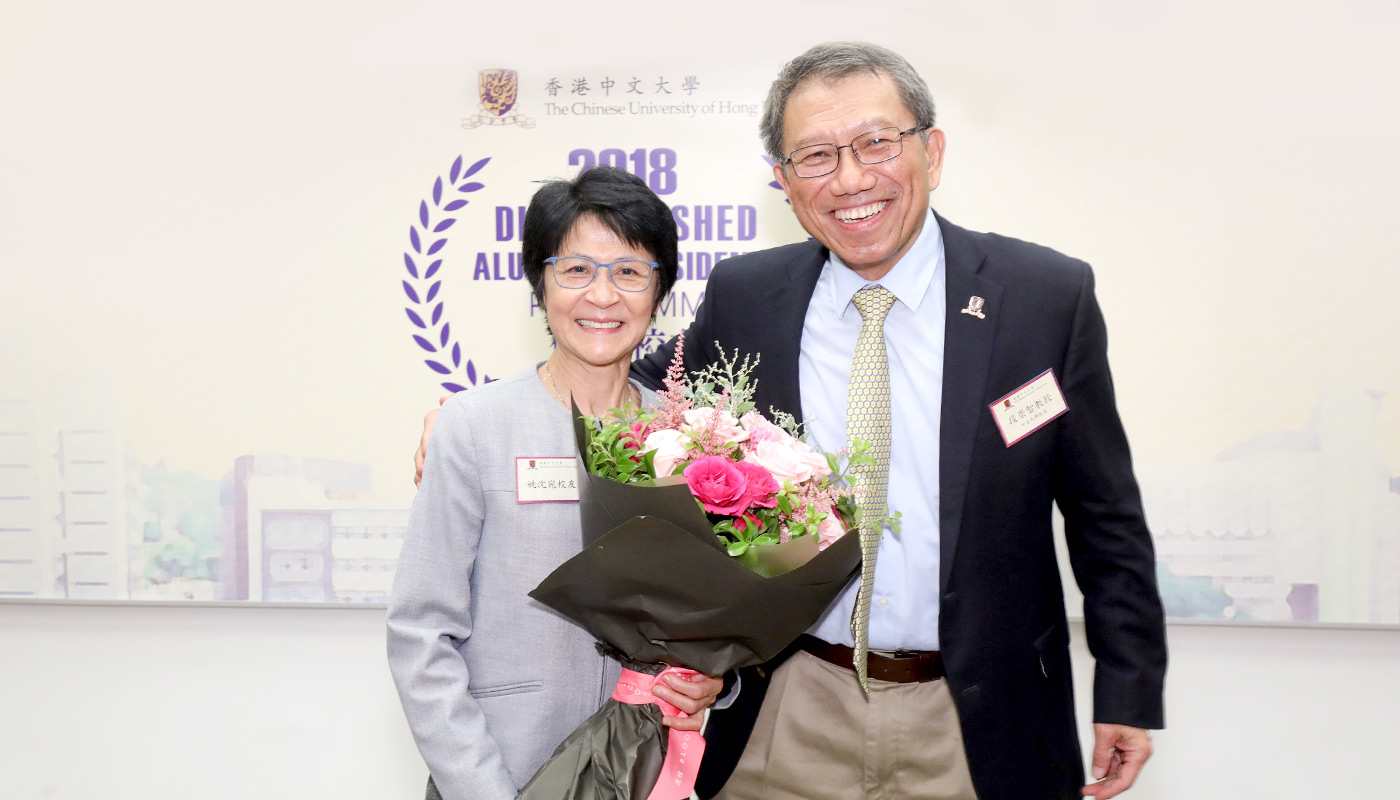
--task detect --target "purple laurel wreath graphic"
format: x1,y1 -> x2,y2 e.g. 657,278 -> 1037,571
403,155 -> 492,393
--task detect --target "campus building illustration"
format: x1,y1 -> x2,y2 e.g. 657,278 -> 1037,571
0,365 -> 408,603
1142,379 -> 1400,624
2,362 -> 1395,621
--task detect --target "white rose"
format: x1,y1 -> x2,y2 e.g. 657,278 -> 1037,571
643,428 -> 690,478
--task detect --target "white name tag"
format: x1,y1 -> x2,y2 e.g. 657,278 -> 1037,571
989,369 -> 1069,447
515,456 -> 580,503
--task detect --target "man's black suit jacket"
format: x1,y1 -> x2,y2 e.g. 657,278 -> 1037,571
632,214 -> 1167,800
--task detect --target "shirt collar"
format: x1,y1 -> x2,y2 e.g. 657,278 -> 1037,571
826,208 -> 944,321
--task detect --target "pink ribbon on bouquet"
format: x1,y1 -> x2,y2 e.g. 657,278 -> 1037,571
611,666 -> 708,800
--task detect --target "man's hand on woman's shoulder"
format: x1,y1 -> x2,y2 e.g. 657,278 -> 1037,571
413,394 -> 453,487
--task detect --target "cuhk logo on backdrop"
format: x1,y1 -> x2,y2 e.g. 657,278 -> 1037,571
462,69 -> 534,129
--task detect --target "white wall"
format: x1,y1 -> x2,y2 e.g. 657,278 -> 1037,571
0,604 -> 422,800
1071,623 -> 1400,799
2,603 -> 1397,799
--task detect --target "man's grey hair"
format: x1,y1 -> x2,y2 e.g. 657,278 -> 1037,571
760,41 -> 937,162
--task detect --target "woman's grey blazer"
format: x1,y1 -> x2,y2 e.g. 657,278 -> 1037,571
388,367 -> 646,800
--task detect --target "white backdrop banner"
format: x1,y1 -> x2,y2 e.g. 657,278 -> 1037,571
1,1 -> 1396,624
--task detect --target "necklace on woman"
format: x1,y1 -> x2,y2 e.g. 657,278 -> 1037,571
544,359 -> 638,414
544,360 -> 569,409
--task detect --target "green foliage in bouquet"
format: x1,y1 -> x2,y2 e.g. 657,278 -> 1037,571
579,335 -> 900,565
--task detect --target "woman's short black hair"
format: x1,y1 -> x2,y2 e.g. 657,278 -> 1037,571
521,165 -> 679,311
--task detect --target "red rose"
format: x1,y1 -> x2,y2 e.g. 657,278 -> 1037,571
734,512 -> 763,533
732,461 -> 779,509
620,420 -> 649,451
683,456 -> 750,516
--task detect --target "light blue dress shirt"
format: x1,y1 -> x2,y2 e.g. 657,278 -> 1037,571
804,208 -> 945,651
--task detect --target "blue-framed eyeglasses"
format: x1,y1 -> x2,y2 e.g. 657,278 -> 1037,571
544,255 -> 657,292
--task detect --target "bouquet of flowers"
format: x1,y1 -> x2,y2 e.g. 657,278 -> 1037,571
517,337 -> 885,800
585,334 -> 892,572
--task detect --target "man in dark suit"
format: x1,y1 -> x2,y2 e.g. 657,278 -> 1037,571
415,40 -> 1165,800
630,42 -> 1167,800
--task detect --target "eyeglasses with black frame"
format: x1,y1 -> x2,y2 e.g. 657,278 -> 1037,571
783,126 -> 926,179
543,255 -> 658,292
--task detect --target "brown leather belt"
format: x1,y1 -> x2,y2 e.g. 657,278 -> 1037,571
796,634 -> 945,683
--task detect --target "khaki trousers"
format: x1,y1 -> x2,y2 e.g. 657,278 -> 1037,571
713,650 -> 977,800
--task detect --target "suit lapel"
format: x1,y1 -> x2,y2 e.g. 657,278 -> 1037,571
760,242 -> 825,425
937,215 -> 1001,593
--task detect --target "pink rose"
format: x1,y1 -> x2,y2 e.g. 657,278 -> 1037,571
739,410 -> 794,447
743,438 -> 832,485
683,408 -> 749,446
643,428 -> 690,478
816,506 -> 849,551
683,456 -> 750,515
732,461 -> 779,509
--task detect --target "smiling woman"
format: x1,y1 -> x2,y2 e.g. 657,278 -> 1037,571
386,166 -> 719,800
521,167 -> 681,416
536,227 -> 660,407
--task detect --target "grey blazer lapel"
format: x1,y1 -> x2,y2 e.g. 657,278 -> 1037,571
937,215 -> 1001,593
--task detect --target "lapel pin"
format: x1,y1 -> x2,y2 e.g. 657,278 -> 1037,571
960,295 -> 986,319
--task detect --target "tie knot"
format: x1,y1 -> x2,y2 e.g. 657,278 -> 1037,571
852,284 -> 896,324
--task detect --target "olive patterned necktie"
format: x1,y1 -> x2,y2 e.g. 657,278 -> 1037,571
846,284 -> 896,694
